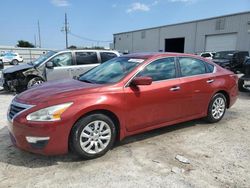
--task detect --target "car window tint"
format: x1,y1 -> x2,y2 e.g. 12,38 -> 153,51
137,57 -> 176,81
76,52 -> 98,65
179,57 -> 206,77
206,63 -> 214,73
201,53 -> 211,58
100,52 -> 118,63
50,52 -> 72,67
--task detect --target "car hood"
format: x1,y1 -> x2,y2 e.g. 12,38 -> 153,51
3,63 -> 33,74
15,79 -> 102,104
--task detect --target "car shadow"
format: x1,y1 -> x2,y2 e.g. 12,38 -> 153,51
0,118 -> 208,168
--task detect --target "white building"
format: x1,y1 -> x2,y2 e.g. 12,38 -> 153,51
113,11 -> 250,54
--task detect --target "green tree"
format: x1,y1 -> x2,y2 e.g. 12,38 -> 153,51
17,40 -> 35,48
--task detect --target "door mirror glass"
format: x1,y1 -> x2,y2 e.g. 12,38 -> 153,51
46,61 -> 54,69
131,77 -> 152,86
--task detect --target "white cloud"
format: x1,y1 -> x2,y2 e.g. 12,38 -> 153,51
127,3 -> 150,13
51,0 -> 70,7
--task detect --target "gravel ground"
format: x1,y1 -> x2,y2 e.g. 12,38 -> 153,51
0,90 -> 250,188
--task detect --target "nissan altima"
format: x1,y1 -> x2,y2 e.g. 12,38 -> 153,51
7,53 -> 238,159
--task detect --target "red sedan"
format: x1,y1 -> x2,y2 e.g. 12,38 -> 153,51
7,53 -> 238,159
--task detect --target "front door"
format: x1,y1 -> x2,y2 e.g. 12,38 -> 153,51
124,57 -> 183,132
46,52 -> 74,81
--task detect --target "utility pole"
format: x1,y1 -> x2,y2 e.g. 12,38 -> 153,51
64,13 -> 69,49
34,34 -> 37,47
38,20 -> 41,48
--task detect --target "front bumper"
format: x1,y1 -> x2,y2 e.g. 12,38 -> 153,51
7,117 -> 71,155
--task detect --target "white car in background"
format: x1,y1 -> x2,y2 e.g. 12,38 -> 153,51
0,52 -> 23,65
200,52 -> 216,60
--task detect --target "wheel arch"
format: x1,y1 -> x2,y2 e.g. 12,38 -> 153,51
70,109 -> 122,144
214,90 -> 230,108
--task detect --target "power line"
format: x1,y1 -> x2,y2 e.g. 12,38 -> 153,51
69,32 -> 112,43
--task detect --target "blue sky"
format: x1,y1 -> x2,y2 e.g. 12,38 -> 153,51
0,0 -> 249,49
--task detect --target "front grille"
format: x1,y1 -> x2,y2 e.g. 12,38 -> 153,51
8,101 -> 34,121
9,104 -> 26,120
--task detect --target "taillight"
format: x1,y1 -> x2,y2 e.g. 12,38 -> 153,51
230,74 -> 238,83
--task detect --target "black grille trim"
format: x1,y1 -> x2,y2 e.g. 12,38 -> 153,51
8,101 -> 34,122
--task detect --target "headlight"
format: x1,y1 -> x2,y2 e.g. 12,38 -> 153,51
26,102 -> 73,122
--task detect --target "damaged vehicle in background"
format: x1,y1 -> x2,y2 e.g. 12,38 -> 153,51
238,57 -> 250,92
212,51 -> 249,73
0,50 -> 119,93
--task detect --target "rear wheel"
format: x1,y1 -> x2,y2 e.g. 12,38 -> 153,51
205,93 -> 227,123
27,77 -> 44,89
70,114 -> 116,159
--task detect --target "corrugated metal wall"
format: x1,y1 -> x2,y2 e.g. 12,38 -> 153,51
113,12 -> 250,54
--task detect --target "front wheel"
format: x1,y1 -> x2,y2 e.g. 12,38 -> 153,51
205,93 -> 227,123
70,114 -> 116,159
27,77 -> 44,89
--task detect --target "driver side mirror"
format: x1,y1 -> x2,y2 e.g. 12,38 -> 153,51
46,61 -> 54,69
130,76 -> 153,86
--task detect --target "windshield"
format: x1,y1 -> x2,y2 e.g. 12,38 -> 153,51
213,51 -> 234,59
79,57 -> 145,84
32,51 -> 56,66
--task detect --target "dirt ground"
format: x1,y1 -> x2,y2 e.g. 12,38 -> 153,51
0,90 -> 249,188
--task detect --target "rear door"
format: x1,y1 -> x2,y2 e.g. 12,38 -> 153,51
46,52 -> 74,81
177,57 -> 216,117
72,51 -> 100,77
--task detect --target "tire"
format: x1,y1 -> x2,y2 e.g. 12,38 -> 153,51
238,78 -> 248,92
205,93 -> 227,123
70,114 -> 116,159
11,59 -> 19,65
27,77 -> 44,89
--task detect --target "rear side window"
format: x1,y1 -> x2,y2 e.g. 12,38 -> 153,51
206,63 -> 215,73
137,57 -> 176,81
179,57 -> 206,77
100,52 -> 118,63
75,52 -> 98,65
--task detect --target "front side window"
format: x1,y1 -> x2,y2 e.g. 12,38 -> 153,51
179,57 -> 206,77
100,52 -> 118,63
50,52 -> 72,67
137,57 -> 176,81
79,57 -> 144,84
75,52 -> 98,65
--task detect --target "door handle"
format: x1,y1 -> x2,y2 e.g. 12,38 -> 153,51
207,79 -> 214,83
170,86 -> 181,91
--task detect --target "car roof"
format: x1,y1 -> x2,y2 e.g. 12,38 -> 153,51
54,49 -> 119,53
122,52 -> 199,59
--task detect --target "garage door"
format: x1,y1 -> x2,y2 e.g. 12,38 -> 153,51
205,33 -> 237,52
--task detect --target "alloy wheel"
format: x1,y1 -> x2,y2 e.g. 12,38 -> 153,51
79,120 -> 111,154
211,97 -> 225,119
